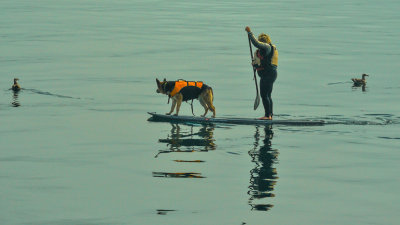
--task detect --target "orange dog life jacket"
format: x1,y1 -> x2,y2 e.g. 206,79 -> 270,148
169,80 -> 204,97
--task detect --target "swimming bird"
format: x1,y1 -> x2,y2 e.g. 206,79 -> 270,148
351,74 -> 369,86
12,78 -> 21,92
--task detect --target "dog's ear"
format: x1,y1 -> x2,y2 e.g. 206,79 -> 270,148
156,78 -> 162,90
163,78 -> 166,82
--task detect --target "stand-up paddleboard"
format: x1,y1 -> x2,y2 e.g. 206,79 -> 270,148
148,112 -> 325,126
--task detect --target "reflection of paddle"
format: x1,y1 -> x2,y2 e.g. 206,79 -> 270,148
248,36 -> 260,110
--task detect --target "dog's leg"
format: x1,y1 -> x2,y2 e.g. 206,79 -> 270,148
208,101 -> 216,118
166,99 -> 176,115
174,94 -> 183,116
199,96 -> 209,117
209,104 -> 216,118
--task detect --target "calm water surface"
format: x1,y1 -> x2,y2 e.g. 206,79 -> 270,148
1,0 -> 400,224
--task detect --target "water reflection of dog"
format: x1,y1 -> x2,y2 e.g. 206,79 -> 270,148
248,125 -> 278,211
153,123 -> 215,179
155,123 -> 216,157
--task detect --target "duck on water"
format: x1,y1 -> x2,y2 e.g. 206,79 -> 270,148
351,74 -> 369,86
12,78 -> 21,92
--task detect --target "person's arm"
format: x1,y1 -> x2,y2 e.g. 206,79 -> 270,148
248,32 -> 271,53
245,26 -> 271,54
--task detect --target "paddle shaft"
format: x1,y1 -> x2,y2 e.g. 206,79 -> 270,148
248,35 -> 260,110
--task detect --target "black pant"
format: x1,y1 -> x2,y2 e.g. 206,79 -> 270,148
259,69 -> 277,117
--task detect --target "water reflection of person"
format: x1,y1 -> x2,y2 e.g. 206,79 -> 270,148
248,125 -> 278,211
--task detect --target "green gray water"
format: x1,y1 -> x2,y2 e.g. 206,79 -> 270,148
1,0 -> 400,224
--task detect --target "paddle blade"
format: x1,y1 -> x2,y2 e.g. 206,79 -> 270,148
254,94 -> 260,110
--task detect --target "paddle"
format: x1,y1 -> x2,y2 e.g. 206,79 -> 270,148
248,36 -> 260,110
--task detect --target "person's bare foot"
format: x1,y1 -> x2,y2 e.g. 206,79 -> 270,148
258,116 -> 271,120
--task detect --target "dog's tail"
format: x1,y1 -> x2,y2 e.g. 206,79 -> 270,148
208,86 -> 214,101
206,86 -> 216,116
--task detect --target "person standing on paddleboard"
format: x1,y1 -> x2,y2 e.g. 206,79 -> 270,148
245,26 -> 278,120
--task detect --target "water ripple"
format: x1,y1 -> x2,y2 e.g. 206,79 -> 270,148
278,113 -> 398,126
23,88 -> 80,99
378,136 -> 400,140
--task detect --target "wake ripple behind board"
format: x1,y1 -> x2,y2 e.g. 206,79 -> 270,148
23,88 -> 80,99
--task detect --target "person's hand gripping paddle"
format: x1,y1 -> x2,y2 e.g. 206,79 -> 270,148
246,26 -> 260,110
